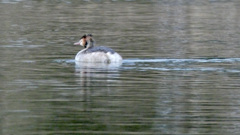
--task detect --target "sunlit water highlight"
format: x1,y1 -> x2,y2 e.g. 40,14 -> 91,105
124,58 -> 240,63
55,58 -> 240,73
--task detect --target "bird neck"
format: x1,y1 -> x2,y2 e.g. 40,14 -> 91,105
86,38 -> 95,49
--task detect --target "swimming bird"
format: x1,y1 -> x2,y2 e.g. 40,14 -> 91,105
74,34 -> 122,63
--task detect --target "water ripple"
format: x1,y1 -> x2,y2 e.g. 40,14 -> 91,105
123,58 -> 240,64
123,58 -> 240,72
54,58 -> 240,72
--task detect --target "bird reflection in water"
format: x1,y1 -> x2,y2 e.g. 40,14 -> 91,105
74,61 -> 122,109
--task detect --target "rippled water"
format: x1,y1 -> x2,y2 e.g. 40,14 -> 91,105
1,0 -> 240,134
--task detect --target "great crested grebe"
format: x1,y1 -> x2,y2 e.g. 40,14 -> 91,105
74,34 -> 122,63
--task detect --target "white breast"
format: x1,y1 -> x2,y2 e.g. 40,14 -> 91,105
75,51 -> 122,63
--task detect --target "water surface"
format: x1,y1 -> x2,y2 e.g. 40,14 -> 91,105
1,0 -> 240,134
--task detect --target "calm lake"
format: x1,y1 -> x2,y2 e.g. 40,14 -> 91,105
1,0 -> 240,134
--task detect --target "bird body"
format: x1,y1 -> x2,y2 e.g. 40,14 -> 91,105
74,34 -> 122,63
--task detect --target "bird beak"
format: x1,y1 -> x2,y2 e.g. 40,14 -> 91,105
74,42 -> 80,45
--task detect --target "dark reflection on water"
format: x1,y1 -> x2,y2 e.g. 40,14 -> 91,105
1,0 -> 240,134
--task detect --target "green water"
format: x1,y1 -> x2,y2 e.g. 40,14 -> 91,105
1,0 -> 240,134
